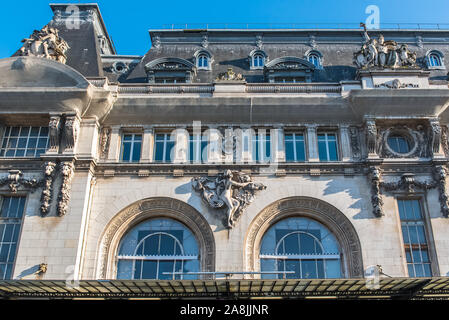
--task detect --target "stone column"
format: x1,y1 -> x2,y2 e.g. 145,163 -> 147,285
306,124 -> 319,162
140,126 -> 154,162
173,127 -> 188,163
365,119 -> 379,159
75,117 -> 98,159
339,124 -> 352,161
106,126 -> 121,162
206,126 -> 222,164
272,126 -> 285,162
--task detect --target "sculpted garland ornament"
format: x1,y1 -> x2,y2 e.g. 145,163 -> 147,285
191,170 -> 266,228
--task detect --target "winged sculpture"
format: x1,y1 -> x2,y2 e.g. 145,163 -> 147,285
191,170 -> 266,228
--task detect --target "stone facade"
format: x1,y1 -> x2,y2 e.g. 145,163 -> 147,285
1,3 -> 449,283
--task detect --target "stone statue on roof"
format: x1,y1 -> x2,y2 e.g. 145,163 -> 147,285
17,25 -> 70,64
354,23 -> 417,69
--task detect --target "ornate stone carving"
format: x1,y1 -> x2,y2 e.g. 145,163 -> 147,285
429,119 -> 442,155
365,120 -> 377,156
48,116 -> 61,152
381,173 -> 436,193
201,35 -> 209,48
152,35 -> 161,49
377,125 -> 428,158
99,127 -> 111,159
215,68 -> 245,81
354,24 -> 418,69
368,166 -> 383,217
256,35 -> 263,49
63,115 -> 80,152
40,162 -> 57,216
349,126 -> 361,159
97,197 -> 215,279
0,170 -> 40,193
57,161 -> 74,216
191,170 -> 266,228
433,166 -> 449,217
442,125 -> 449,157
374,79 -> 419,89
18,25 -> 69,64
309,35 -> 317,48
245,197 -> 364,278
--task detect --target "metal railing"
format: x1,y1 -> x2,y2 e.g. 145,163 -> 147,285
151,22 -> 449,30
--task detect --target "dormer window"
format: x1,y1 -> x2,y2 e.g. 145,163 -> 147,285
195,50 -> 212,71
426,50 -> 445,70
305,50 -> 323,69
249,50 -> 267,69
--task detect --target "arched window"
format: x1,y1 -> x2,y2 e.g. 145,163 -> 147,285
308,53 -> 320,68
426,50 -> 445,69
253,54 -> 265,68
116,218 -> 200,280
249,50 -> 267,69
260,217 -> 341,279
197,54 -> 209,69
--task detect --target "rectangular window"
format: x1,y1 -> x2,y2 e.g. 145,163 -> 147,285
0,196 -> 26,280
318,132 -> 338,161
120,133 -> 142,163
154,133 -> 175,163
252,133 -> 271,162
397,199 -> 432,277
285,133 -> 306,162
188,134 -> 208,163
0,126 -> 49,158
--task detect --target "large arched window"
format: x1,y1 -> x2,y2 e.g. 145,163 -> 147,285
260,217 -> 341,279
116,218 -> 200,280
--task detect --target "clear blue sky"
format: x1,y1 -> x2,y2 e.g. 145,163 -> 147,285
2,0 -> 449,57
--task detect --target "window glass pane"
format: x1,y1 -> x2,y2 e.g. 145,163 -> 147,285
318,140 -> 328,161
131,141 -> 141,162
166,141 -> 175,162
0,196 -> 26,280
117,218 -> 200,280
398,199 -> 432,277
0,127 -> 49,158
154,141 -> 164,162
260,217 -> 341,279
121,142 -> 131,161
285,140 -> 294,162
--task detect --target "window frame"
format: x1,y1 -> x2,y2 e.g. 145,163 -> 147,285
284,131 -> 307,162
120,132 -> 143,163
0,126 -> 50,158
394,195 -> 439,277
317,131 -> 339,162
251,130 -> 272,163
426,50 -> 445,70
188,132 -> 209,163
0,194 -> 27,280
153,132 -> 176,163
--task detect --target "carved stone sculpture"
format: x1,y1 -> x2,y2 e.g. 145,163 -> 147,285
191,170 -> 266,228
99,127 -> 111,159
381,173 -> 436,193
40,162 -> 56,216
354,24 -> 418,69
377,125 -> 428,158
18,25 -> 69,64
366,120 -> 377,156
215,68 -> 245,82
63,115 -> 80,152
49,116 -> 61,152
368,166 -> 383,217
0,170 -> 40,193
429,119 -> 442,155
442,125 -> 449,157
57,161 -> 75,216
433,166 -> 449,217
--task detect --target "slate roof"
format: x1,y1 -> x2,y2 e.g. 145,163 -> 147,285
12,4 -> 449,84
